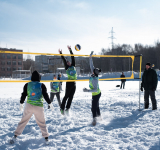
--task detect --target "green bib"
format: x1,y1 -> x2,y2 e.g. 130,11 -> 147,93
51,82 -> 59,93
27,82 -> 43,107
66,66 -> 77,80
89,77 -> 101,96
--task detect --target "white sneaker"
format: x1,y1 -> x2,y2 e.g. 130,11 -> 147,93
97,116 -> 102,121
45,138 -> 49,145
10,135 -> 17,144
65,109 -> 69,116
92,118 -> 97,126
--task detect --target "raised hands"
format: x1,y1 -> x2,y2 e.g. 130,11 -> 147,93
67,45 -> 71,50
59,46 -> 71,53
58,49 -> 62,54
90,51 -> 94,58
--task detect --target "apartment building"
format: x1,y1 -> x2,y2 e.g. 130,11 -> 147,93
35,55 -> 63,73
0,48 -> 23,77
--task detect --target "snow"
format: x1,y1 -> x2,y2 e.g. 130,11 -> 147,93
0,79 -> 160,149
21,70 -> 160,81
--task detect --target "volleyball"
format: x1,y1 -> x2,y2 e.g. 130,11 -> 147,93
75,44 -> 81,51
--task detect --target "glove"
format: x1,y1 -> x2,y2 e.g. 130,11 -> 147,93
19,104 -> 23,112
48,103 -> 54,111
83,88 -> 89,92
90,51 -> 94,57
152,87 -> 156,91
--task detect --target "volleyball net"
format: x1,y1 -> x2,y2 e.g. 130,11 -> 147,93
0,50 -> 142,82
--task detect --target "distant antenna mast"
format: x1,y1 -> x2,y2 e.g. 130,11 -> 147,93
108,27 -> 116,49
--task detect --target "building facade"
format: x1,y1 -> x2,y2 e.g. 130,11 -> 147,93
35,55 -> 62,73
34,55 -> 81,74
0,48 -> 23,77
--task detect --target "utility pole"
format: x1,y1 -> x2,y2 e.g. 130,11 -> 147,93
108,27 -> 116,50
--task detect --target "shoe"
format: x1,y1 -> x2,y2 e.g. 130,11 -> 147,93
65,109 -> 69,115
60,109 -> 64,115
10,135 -> 17,144
152,108 -> 157,110
92,118 -> 97,126
48,105 -> 50,109
45,137 -> 49,145
97,116 -> 102,121
144,106 -> 149,109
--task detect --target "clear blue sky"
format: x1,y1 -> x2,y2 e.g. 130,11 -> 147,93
0,0 -> 160,55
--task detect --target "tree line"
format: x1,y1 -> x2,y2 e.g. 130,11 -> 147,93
23,41 -> 160,74
90,41 -> 160,73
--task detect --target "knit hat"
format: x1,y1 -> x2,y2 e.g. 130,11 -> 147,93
93,68 -> 101,77
31,70 -> 41,82
146,62 -> 151,66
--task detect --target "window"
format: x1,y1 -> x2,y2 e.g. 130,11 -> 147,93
18,55 -> 22,59
12,55 -> 16,59
1,61 -> 5,65
18,67 -> 22,70
13,68 -> 16,71
12,61 -> 16,65
7,61 -> 11,65
1,67 -> 5,71
7,73 -> 11,76
2,54 -> 5,58
7,67 -> 11,71
7,54 -> 11,59
18,61 -> 22,65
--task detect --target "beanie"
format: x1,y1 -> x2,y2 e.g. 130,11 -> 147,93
93,68 -> 101,77
146,62 -> 151,66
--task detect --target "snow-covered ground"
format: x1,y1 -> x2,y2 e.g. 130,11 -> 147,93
0,80 -> 160,150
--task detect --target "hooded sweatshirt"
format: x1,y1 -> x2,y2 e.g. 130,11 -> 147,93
20,70 -> 51,105
86,57 -> 101,96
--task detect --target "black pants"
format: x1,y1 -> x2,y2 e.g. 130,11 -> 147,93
50,92 -> 61,107
144,90 -> 157,109
91,92 -> 101,118
120,82 -> 125,89
61,82 -> 76,110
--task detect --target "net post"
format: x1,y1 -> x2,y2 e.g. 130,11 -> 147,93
139,55 -> 143,110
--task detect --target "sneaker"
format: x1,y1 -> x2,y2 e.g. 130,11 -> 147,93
92,118 -> 97,126
10,135 -> 17,144
60,109 -> 64,115
65,109 -> 69,116
97,116 -> 102,121
45,137 -> 49,145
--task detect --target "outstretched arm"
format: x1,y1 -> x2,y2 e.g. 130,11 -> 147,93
58,49 -> 68,70
89,51 -> 95,73
67,46 -> 75,66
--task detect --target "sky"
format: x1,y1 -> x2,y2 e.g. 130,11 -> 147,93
0,0 -> 160,56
